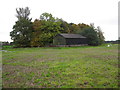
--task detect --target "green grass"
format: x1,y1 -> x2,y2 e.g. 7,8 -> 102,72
2,44 -> 118,88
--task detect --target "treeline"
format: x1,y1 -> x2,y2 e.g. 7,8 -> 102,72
10,7 -> 105,47
105,40 -> 120,44
0,41 -> 14,46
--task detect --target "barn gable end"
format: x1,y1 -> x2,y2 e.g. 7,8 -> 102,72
53,34 -> 66,45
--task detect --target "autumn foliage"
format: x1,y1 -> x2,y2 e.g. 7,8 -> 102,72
10,7 -> 104,47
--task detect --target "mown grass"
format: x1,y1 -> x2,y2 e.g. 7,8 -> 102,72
2,44 -> 118,88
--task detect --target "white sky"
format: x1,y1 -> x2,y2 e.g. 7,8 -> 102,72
0,0 -> 119,42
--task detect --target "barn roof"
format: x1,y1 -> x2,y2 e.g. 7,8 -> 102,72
59,33 -> 86,38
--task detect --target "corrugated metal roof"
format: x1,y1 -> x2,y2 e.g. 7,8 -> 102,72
59,33 -> 86,38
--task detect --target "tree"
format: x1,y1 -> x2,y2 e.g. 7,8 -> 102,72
80,24 -> 105,46
96,26 -> 105,45
80,27 -> 99,46
10,7 -> 33,47
16,7 -> 31,20
40,12 -> 54,21
59,19 -> 70,33
30,19 -> 43,47
39,13 -> 63,45
68,23 -> 77,33
75,23 -> 90,34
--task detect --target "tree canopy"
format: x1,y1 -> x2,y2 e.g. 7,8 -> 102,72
10,7 -> 105,47
10,7 -> 33,47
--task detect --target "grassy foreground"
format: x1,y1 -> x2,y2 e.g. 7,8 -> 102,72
2,44 -> 118,88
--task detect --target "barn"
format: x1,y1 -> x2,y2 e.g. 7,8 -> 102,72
53,33 -> 88,45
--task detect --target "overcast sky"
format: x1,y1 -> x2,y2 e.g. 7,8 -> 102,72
0,0 -> 119,42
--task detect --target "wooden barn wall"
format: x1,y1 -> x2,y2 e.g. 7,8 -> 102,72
53,35 -> 66,45
66,38 -> 87,45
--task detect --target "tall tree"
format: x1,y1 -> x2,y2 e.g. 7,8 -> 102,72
80,27 -> 99,46
40,12 -> 54,21
59,19 -> 70,33
96,26 -> 105,45
16,7 -> 31,20
30,19 -> 43,47
10,7 -> 33,47
39,13 -> 63,45
80,24 -> 105,46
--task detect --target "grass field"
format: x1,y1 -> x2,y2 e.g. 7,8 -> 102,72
2,44 -> 118,88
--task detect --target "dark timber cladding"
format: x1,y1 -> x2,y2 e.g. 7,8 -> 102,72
53,33 -> 88,45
